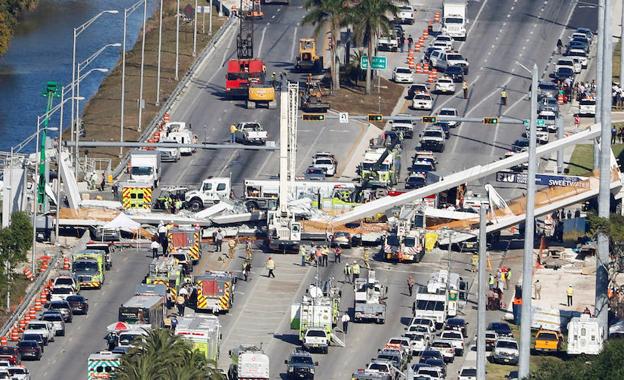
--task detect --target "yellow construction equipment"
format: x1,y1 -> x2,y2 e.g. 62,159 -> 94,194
295,38 -> 323,73
247,84 -> 276,109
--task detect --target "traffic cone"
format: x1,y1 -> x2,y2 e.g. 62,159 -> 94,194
34,299 -> 42,312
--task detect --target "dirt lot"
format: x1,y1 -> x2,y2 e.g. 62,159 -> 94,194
329,76 -> 405,127
75,0 -> 226,167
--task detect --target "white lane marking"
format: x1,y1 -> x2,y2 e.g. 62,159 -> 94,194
219,26 -> 237,68
271,14 -> 276,19
465,0 -> 488,39
297,125 -> 328,172
256,151 -> 276,177
290,26 -> 299,61
432,74 -> 482,114
257,26 -> 268,56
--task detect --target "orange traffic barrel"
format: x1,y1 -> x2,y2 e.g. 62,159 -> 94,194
22,268 -> 34,281
10,329 -> 19,342
34,299 -> 42,311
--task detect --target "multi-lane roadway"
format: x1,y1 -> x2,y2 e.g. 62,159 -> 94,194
23,0 -> 600,378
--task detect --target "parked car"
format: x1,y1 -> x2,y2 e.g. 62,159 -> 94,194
405,173 -> 427,189
492,338 -> 520,365
39,311 -> 66,336
19,335 -> 44,351
488,322 -> 513,337
331,232 -> 352,248
392,67 -> 414,83
52,276 -> 79,292
0,347 -> 20,365
304,166 -> 326,181
49,286 -> 75,302
24,321 -> 55,343
458,366 -> 477,380
429,339 -> 455,362
46,300 -> 73,323
7,366 -> 30,380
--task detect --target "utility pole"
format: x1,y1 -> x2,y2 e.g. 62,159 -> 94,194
156,0 -> 163,107
596,0 -> 613,338
477,204 -> 487,380
176,0 -> 180,80
518,63 -> 538,379
621,1 -> 624,87
193,0 -> 198,57
556,117 -> 564,174
595,0 -> 605,170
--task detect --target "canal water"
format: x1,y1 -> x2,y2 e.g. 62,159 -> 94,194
0,0 -> 158,152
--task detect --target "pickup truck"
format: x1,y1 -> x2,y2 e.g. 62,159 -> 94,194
303,328 -> 329,354
419,127 -> 445,152
440,329 -> 465,356
534,329 -> 563,353
396,5 -> 415,24
378,33 -> 399,52
234,122 -> 268,145
389,116 -> 415,139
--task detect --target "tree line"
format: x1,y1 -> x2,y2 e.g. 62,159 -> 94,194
0,0 -> 38,55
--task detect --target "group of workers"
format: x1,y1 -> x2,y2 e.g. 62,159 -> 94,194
156,192 -> 185,214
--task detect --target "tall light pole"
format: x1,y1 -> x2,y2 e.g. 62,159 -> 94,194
71,10 -> 118,163
156,0 -> 164,107
138,0 -> 148,134
176,0 -> 181,80
74,42 -> 120,171
621,1 -> 624,87
597,0 -> 613,338
75,67 -> 110,172
121,0 -> 147,158
193,0 -> 198,57
595,0 -> 605,170
515,61 -> 538,379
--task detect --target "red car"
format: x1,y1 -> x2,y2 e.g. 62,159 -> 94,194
0,346 -> 20,365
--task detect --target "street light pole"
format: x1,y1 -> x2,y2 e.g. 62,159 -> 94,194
55,87 -> 65,244
518,63 -> 539,379
156,0 -> 164,107
70,10 -> 118,164
597,0 -> 613,338
476,204 -> 487,380
193,0 -> 198,57
138,0 -> 147,133
620,1 -> 624,87
176,0 -> 180,80
595,0 -> 605,170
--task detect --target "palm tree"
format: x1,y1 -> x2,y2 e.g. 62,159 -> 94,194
351,0 -> 401,94
116,328 -> 224,380
302,0 -> 349,90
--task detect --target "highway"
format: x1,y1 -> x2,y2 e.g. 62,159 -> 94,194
22,0 -> 601,378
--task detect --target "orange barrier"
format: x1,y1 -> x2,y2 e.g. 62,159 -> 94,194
416,63 -> 423,73
163,112 -> 171,123
63,257 -> 70,270
22,267 -> 34,281
28,308 -> 36,319
34,299 -> 42,311
0,336 -> 7,346
558,94 -> 564,104
10,329 -> 19,342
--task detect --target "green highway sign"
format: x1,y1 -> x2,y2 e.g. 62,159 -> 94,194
360,56 -> 387,70
523,119 -> 529,127
537,119 -> 545,127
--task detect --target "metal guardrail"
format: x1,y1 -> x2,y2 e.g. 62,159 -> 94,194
0,233 -> 90,338
112,16 -> 237,179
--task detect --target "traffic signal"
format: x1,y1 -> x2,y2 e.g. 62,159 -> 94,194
302,114 -> 325,121
368,114 -> 383,122
483,117 -> 499,125
422,116 -> 437,123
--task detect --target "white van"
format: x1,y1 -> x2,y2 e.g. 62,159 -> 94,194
567,314 -> 603,355
579,98 -> 596,117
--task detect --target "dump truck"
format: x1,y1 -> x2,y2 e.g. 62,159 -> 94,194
195,271 -> 236,313
228,344 -> 270,380
174,315 -> 221,362
87,351 -> 121,380
295,38 -> 323,73
72,252 -> 105,289
167,225 -> 202,263
118,294 -> 165,329
354,271 -> 387,324
145,256 -> 183,299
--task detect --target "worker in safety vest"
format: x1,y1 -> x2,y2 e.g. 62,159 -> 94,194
227,238 -> 237,259
351,261 -> 361,282
230,124 -> 237,143
488,274 -> 495,290
343,263 -> 351,283
463,80 -> 468,99
566,285 -> 574,306
500,89 -> 508,105
362,250 -> 370,270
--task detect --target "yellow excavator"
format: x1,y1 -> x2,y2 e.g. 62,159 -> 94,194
248,85 -> 276,109
295,38 -> 324,73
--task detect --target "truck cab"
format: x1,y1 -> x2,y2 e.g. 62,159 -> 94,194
184,177 -> 231,211
234,122 -> 268,145
129,151 -> 161,187
534,329 -> 563,352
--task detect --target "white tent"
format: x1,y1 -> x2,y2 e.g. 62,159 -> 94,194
104,213 -> 141,232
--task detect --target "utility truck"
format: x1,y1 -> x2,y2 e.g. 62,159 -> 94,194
118,294 -> 165,329
228,345 -> 270,380
291,282 -> 341,353
354,271 -> 387,324
567,314 -> 604,355
174,315 -> 221,362
163,122 -> 194,155
184,177 -> 231,211
129,151 -> 161,187
442,0 -> 467,40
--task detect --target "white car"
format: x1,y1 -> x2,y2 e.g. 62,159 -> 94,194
536,130 -> 549,144
409,317 -> 436,334
7,366 -> 30,380
25,321 -> 56,343
432,40 -> 452,52
556,58 -> 581,74
49,286 -> 75,302
396,5 -> 415,24
440,330 -> 465,356
435,77 -> 455,94
446,52 -> 469,73
434,35 -> 454,50
458,366 -> 477,380
416,366 -> 444,380
429,339 -> 455,362
438,108 -> 460,128
311,157 -> 337,176
537,110 -> 557,132
579,98 -> 596,116
404,332 -> 429,355
492,337 -> 520,365
392,67 -> 414,83
156,139 -> 181,162
53,276 -> 79,292
566,48 -> 588,67
412,93 -> 433,110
